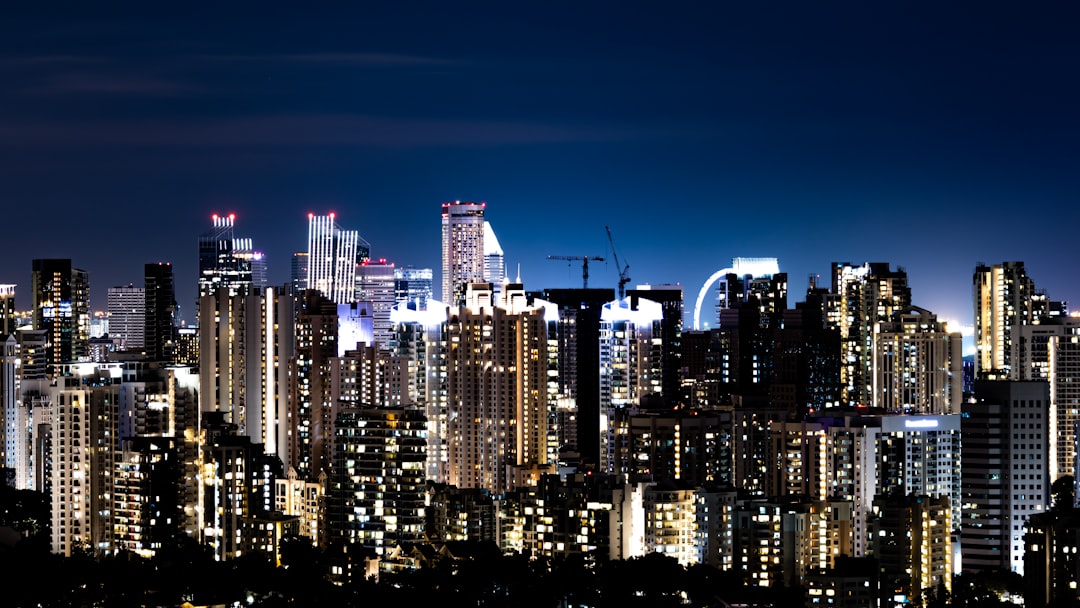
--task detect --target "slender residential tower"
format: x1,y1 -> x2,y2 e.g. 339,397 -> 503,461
441,201 -> 486,305
973,261 -> 1038,380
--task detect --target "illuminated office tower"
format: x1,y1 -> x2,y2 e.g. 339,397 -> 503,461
356,258 -> 396,349
973,261 -> 1040,380
872,306 -> 963,414
144,262 -> 176,362
290,252 -> 309,294
830,262 -> 911,407
107,284 -> 145,351
329,405 -> 427,554
962,380 -> 1049,575
0,284 -> 15,335
483,221 -> 505,287
199,287 -> 294,463
445,281 -> 552,493
393,266 -> 433,310
307,212 -> 364,304
1016,317 -> 1080,480
441,201 -> 486,305
32,258 -> 90,370
197,213 -> 257,303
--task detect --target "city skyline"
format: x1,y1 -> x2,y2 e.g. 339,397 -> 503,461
2,3 -> 1078,335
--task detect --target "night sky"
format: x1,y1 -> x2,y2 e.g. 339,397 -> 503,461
3,3 -> 1078,343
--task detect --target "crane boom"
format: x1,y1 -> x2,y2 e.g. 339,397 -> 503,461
605,226 -> 631,299
547,254 -> 604,289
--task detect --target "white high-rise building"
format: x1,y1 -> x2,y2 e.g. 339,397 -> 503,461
198,287 -> 295,461
1015,316 -> 1080,481
483,221 -> 505,287
307,213 -> 360,304
441,201 -> 485,305
107,284 -> 145,351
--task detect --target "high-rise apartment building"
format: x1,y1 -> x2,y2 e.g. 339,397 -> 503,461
329,406 -> 427,554
107,284 -> 145,351
389,304 -> 447,482
962,379 -> 1050,575
445,281 -> 552,493
973,261 -> 1039,380
199,287 -> 294,463
541,288 -> 613,470
872,306 -> 963,415
32,258 -> 90,370
290,291 -> 338,480
144,262 -> 176,362
307,213 -> 367,304
830,262 -> 912,407
1015,316 -> 1080,480
441,201 -> 485,305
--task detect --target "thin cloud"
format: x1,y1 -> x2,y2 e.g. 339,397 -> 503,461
21,71 -> 200,96
0,113 -> 656,149
194,51 -> 465,67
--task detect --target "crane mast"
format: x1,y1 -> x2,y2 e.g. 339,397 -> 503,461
605,225 -> 631,299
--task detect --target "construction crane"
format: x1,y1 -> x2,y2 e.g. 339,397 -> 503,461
605,225 -> 631,299
547,255 -> 604,289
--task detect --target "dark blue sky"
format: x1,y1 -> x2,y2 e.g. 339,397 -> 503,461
2,2 -> 1078,340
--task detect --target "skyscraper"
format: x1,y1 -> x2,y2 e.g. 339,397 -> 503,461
441,201 -> 485,305
290,252 -> 309,295
199,286 -> 294,462
445,281 -> 552,493
197,213 -> 258,304
0,284 -> 15,336
830,262 -> 912,407
307,213 -> 363,304
144,262 -> 176,362
973,261 -> 1039,380
356,258 -> 396,349
483,220 -> 505,286
393,266 -> 434,310
962,380 -> 1050,575
31,258 -> 90,369
107,284 -> 145,351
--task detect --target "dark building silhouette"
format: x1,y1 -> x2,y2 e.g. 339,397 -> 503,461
537,287 -> 613,469
144,262 -> 176,362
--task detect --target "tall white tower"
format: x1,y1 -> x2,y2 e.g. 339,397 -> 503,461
441,201 -> 486,305
307,213 -> 360,304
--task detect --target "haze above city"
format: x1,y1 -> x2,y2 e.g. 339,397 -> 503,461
2,3 -> 1078,337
